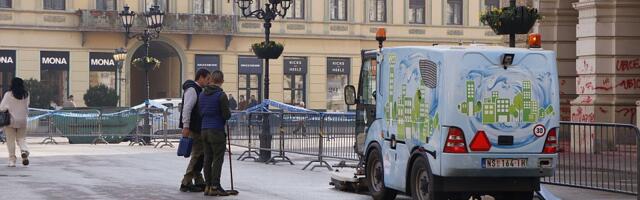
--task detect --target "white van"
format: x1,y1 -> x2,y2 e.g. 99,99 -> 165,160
343,44 -> 560,199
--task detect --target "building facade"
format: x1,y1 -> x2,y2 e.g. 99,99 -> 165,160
537,0 -> 640,125
0,0 -> 505,111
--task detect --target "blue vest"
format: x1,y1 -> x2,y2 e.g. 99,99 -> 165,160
199,90 -> 226,130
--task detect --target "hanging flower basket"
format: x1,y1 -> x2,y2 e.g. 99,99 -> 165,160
131,57 -> 161,71
480,6 -> 542,35
252,41 -> 284,59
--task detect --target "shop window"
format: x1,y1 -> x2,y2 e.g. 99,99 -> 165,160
330,0 -> 347,21
89,72 -> 116,89
43,0 -> 65,10
409,0 -> 425,24
283,57 -> 307,107
368,0 -> 386,22
193,0 -> 214,14
326,57 -> 350,112
0,0 -> 11,8
96,0 -> 116,11
447,0 -> 463,25
41,70 -> 69,106
238,56 -> 263,110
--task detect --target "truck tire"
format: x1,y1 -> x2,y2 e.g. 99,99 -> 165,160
366,148 -> 397,200
410,156 -> 438,200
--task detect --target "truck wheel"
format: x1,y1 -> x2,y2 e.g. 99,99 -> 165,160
366,148 -> 397,200
410,156 -> 437,200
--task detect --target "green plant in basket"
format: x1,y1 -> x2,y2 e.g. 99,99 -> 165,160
251,41 -> 284,59
132,56 -> 161,71
480,6 -> 542,35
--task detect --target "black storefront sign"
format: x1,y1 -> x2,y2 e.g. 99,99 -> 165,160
41,51 -> 69,70
195,54 -> 220,72
284,57 -> 307,74
0,50 -> 16,70
327,57 -> 351,74
89,52 -> 117,71
238,56 -> 263,74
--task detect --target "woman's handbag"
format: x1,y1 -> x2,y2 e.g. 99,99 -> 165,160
0,111 -> 10,127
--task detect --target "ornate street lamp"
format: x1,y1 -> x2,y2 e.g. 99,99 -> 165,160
235,0 -> 291,162
119,4 -> 164,144
119,4 -> 165,105
113,48 -> 127,107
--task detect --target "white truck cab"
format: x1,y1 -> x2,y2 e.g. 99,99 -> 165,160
343,43 -> 560,200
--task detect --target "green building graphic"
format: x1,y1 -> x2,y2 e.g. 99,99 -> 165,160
458,80 -> 553,124
385,64 -> 439,141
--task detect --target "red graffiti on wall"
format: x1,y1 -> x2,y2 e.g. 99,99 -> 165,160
598,107 -> 608,113
595,78 -> 613,91
571,107 -> 595,122
561,79 -> 567,86
615,78 -> 640,90
560,107 -> 571,121
580,96 -> 594,104
578,60 -> 595,74
616,108 -> 637,123
616,59 -> 640,72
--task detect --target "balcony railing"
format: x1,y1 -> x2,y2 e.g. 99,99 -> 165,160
77,10 -> 236,35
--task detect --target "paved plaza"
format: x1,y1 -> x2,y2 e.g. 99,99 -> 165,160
0,138 -> 635,200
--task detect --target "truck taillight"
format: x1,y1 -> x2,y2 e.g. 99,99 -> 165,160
543,128 -> 558,154
469,130 -> 491,152
444,127 -> 467,153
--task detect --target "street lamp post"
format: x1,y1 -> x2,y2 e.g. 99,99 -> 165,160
113,48 -> 127,107
119,4 -> 165,104
235,0 -> 291,162
119,4 -> 165,143
509,0 -> 516,47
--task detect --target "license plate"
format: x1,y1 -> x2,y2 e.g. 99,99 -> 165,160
483,158 -> 528,168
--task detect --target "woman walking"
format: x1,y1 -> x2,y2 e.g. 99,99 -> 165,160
0,78 -> 30,167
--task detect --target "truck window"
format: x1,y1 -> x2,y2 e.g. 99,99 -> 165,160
360,58 -> 377,105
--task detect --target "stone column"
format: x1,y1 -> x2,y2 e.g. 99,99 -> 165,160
571,0 -> 640,152
536,0 -> 579,121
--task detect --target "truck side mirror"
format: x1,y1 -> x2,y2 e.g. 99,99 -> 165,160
344,85 -> 357,105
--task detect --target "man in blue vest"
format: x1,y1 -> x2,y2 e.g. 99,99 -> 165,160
199,70 -> 232,196
179,68 -> 211,192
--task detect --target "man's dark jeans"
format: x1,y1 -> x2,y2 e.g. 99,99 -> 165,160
181,131 -> 205,186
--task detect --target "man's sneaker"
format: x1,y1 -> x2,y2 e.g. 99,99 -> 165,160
191,184 -> 206,192
8,160 -> 15,167
189,185 -> 204,192
180,184 -> 190,192
208,186 -> 229,196
21,151 -> 29,166
204,186 -> 212,196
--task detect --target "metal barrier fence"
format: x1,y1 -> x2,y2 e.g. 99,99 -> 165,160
228,111 -> 357,170
24,107 -> 181,148
541,122 -> 640,196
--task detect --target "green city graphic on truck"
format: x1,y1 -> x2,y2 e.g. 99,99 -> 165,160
457,80 -> 554,124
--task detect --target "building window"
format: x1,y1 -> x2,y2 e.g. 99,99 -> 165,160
249,0 -> 261,12
194,0 -> 214,14
96,0 -> 117,11
446,0 -> 463,25
483,0 -> 500,10
368,0 -> 386,22
43,0 -> 65,10
408,0 -> 425,24
287,0 -> 304,19
146,0 -> 169,12
238,56 -> 263,110
0,0 -> 11,8
330,0 -> 347,21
